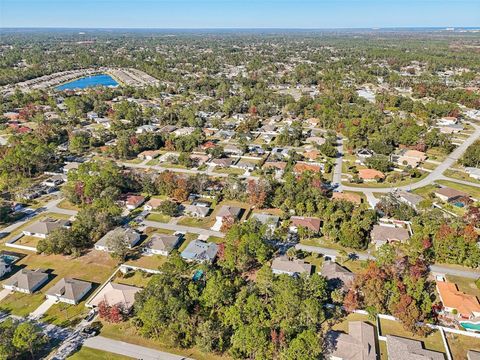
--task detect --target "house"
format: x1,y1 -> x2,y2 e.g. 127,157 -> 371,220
356,148 -> 374,165
326,321 -> 377,360
437,116 -> 458,126
135,124 -> 157,134
438,123 -> 464,134
271,256 -> 312,276
263,161 -> 287,172
271,147 -> 290,159
3,269 -> 49,294
468,350 -> 480,360
223,144 -> 244,156
143,198 -> 163,211
386,335 -> 444,360
434,187 -> 470,203
293,162 -> 323,175
250,213 -> 280,235
23,218 -> 70,239
395,191 -> 424,210
42,175 -> 65,187
143,233 -> 182,256
184,204 -> 210,218
125,195 -> 145,210
332,192 -> 362,205
137,150 -> 161,161
321,261 -> 356,292
370,224 -> 410,248
88,282 -> 141,312
180,240 -> 218,263
211,205 -> 242,231
0,259 -> 11,278
305,136 -> 326,146
210,157 -> 234,168
46,278 -> 92,305
290,216 -> 321,233
358,169 -> 385,182
465,167 -> 480,180
234,159 -> 256,171
173,127 -> 195,136
391,149 -> 427,168
94,227 -> 141,252
62,162 -> 81,174
436,281 -> 480,319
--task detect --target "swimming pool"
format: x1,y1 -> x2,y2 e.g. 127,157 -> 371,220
0,254 -> 19,265
460,322 -> 480,332
55,74 -> 118,90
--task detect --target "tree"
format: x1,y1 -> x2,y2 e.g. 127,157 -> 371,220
280,330 -> 321,360
12,322 -> 47,360
106,233 -> 131,262
461,140 -> 480,167
158,200 -> 179,217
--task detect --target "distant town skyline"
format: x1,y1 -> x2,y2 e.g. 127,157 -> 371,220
1,0 -> 479,29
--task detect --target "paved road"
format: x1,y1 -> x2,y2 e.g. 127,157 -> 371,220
84,336 -> 194,360
332,137 -> 344,187
337,122 -> 480,194
296,244 -> 480,279
143,220 -> 225,238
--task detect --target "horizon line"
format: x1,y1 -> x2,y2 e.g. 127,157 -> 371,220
1,26 -> 479,30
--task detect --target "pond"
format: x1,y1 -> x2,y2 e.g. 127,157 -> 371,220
55,74 -> 118,90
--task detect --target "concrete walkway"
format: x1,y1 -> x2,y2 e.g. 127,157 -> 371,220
29,297 -> 57,320
84,336 -> 194,360
0,288 -> 12,302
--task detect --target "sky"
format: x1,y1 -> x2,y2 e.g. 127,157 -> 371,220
1,0 -> 479,29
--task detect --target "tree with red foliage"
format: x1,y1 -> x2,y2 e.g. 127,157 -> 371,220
246,179 -> 268,208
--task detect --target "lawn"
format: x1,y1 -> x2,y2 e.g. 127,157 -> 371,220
42,300 -> 90,327
100,321 -> 232,360
213,167 -> 245,175
378,318 -> 445,353
343,172 -> 429,189
68,347 -> 133,360
445,332 -> 480,360
15,235 -> 40,248
146,213 -> 171,223
0,291 -> 45,317
56,199 -> 81,211
114,270 -> 154,288
177,216 -> 215,229
436,180 -> 480,199
444,169 -> 480,185
124,253 -> 169,272
412,184 -> 439,198
426,147 -> 448,162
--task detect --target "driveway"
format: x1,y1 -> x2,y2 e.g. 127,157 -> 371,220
29,297 -> 57,320
84,336 -> 194,360
0,288 -> 12,302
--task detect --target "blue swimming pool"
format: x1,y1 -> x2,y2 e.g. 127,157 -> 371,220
56,74 -> 118,90
460,322 -> 480,332
0,254 -> 19,265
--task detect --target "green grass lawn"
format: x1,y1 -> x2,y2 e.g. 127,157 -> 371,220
42,300 -> 90,327
412,184 -> 439,198
436,180 -> 480,199
0,291 -> 45,317
213,167 -> 245,175
444,169 -> 480,185
177,216 -> 215,229
15,235 -> 40,248
146,213 -> 171,223
68,346 -> 133,360
99,321 -> 232,360
445,332 -> 480,360
56,199 -> 81,211
378,318 -> 445,353
113,270 -> 154,288
426,147 -> 448,162
446,275 -> 480,298
343,172 -> 429,189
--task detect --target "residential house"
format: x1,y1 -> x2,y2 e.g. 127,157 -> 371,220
303,149 -> 321,161
42,175 -> 65,188
143,198 -> 163,211
94,227 -> 141,252
370,224 -> 410,248
305,136 -> 326,146
465,167 -> 480,180
135,124 -> 157,134
62,162 -> 81,174
468,350 -> 480,360
321,260 -> 356,292
46,278 -> 92,305
391,149 -> 427,168
0,259 -> 11,278
358,169 -> 386,182
173,127 -> 195,137
3,269 -> 49,294
395,191 -> 424,210
437,116 -> 458,126
386,335 -> 444,360
184,204 -> 210,218
332,192 -> 362,205
250,213 -> 280,236
290,216 -> 321,234
88,282 -> 141,312
125,195 -> 145,210
224,144 -> 244,156
293,162 -> 323,175
211,205 -> 242,231
234,159 -> 256,172
436,281 -> 480,319
271,147 -> 290,159
271,256 -> 312,276
23,218 -> 70,239
143,233 -> 182,256
210,157 -> 234,168
356,149 -> 374,165
434,187 -> 471,204
325,321 -> 377,360
137,150 -> 161,161
180,240 -> 218,263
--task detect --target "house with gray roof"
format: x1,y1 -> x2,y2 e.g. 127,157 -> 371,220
250,213 -> 280,236
23,218 -> 70,239
94,227 -> 141,252
180,239 -> 218,263
396,191 -> 424,210
271,256 -> 312,276
3,269 -> 49,294
143,233 -> 182,256
325,321 -> 377,360
386,335 -> 444,360
46,278 -> 92,305
370,224 -> 410,248
184,204 -> 210,218
321,260 -> 356,292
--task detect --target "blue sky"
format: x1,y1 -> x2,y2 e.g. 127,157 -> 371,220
1,0 -> 479,28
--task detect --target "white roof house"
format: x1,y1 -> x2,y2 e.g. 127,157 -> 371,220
180,240 -> 218,263
143,233 -> 182,256
46,278 -> 92,305
94,227 -> 141,252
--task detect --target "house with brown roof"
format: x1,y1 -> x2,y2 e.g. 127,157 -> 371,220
125,195 -> 146,210
358,169 -> 385,182
434,187 -> 471,203
46,278 -> 92,305
303,149 -> 321,161
88,282 -> 141,312
293,162 -> 323,175
290,216 -> 321,233
321,260 -> 356,292
325,321 -> 377,360
386,335 -> 444,360
436,281 -> 480,319
391,149 -> 427,168
271,256 -> 312,276
370,224 -> 410,248
143,198 -> 163,211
